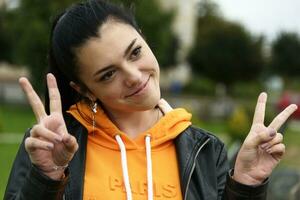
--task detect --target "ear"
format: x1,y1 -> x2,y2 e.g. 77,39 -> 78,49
69,81 -> 97,101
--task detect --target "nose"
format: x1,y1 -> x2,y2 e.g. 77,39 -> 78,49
122,63 -> 142,88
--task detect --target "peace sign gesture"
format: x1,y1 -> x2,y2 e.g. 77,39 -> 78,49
19,73 -> 78,180
233,92 -> 298,185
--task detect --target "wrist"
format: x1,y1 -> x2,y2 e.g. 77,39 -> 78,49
232,170 -> 263,185
34,164 -> 68,181
43,169 -> 66,181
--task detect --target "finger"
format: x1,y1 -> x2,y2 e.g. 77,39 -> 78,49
260,133 -> 283,150
247,127 -> 276,147
266,143 -> 285,156
268,104 -> 298,131
19,77 -> 47,122
30,125 -> 63,144
252,92 -> 267,125
25,137 -> 54,152
47,73 -> 62,114
157,98 -> 173,114
62,134 -> 79,154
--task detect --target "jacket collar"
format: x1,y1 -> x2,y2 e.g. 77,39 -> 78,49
175,126 -> 211,199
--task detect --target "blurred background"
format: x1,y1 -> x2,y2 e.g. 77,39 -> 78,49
0,0 -> 300,199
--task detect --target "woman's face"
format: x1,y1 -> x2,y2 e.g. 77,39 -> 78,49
76,20 -> 160,113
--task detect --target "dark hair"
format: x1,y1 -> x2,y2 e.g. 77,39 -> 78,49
46,0 -> 140,114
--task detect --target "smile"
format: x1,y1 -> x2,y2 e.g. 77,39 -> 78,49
125,76 -> 150,98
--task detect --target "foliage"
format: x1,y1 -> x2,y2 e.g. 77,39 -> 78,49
188,0 -> 265,86
182,75 -> 216,95
0,107 -> 2,133
2,0 -> 176,92
269,32 -> 300,78
231,81 -> 264,99
0,8 -> 12,62
3,0 -> 81,92
227,105 -> 250,141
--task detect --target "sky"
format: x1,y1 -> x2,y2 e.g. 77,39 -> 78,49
217,0 -> 300,42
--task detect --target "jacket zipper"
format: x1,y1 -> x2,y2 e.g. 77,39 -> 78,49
184,138 -> 210,200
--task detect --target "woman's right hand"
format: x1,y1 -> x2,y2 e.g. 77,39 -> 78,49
19,73 -> 78,180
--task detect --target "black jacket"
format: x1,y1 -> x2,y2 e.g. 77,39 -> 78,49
4,115 -> 268,200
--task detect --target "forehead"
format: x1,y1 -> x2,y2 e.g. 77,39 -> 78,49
86,20 -> 139,53
76,20 -> 140,69
77,20 -> 139,64
100,20 -> 138,43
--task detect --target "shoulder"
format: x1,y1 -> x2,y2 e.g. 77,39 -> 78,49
181,125 -> 226,147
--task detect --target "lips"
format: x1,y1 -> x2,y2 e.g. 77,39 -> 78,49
125,76 -> 150,98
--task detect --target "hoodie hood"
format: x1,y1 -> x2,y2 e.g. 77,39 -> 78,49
67,101 -> 192,150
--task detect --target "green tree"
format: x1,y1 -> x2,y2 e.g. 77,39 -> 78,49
188,0 -> 265,87
6,0 -> 80,92
0,7 -> 12,62
269,32 -> 300,77
6,0 -> 176,92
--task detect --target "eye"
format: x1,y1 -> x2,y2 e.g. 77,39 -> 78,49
130,46 -> 142,60
100,70 -> 116,81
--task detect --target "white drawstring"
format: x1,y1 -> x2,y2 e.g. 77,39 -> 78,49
145,135 -> 153,200
115,135 -> 132,200
115,134 -> 154,200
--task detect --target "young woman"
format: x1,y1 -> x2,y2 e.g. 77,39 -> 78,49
4,0 -> 297,199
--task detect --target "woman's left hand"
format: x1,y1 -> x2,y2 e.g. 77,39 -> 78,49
233,92 -> 298,185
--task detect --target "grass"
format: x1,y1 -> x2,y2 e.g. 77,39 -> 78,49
0,143 -> 20,199
0,104 -> 35,133
0,104 -> 33,198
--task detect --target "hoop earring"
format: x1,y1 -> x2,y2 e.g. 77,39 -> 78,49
91,102 -> 98,136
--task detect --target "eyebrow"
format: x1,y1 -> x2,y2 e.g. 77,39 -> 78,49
93,38 -> 137,77
124,38 -> 137,58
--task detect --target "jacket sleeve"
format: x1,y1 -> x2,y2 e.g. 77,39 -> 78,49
224,169 -> 268,200
4,129 -> 69,200
215,142 -> 268,200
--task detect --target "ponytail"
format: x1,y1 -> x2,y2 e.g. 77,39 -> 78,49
46,11 -> 81,115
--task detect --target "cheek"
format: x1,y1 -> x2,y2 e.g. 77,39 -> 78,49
93,84 -> 122,103
140,52 -> 159,72
97,89 -> 118,102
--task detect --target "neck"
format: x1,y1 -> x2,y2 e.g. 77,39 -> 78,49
104,107 -> 161,139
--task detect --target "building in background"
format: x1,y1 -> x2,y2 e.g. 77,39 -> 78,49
159,0 -> 199,62
0,0 -> 18,9
0,0 -> 5,7
158,0 -> 199,90
0,63 -> 28,104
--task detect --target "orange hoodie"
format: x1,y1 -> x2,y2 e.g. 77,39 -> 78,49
68,102 -> 192,200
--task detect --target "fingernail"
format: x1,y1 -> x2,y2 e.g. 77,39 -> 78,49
47,144 -> 54,150
63,135 -> 71,143
269,129 -> 276,137
55,137 -> 62,143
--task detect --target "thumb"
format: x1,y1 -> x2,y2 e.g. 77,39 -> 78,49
246,127 -> 277,148
62,133 -> 79,154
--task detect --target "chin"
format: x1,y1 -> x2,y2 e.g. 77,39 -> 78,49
127,92 -> 161,112
133,97 -> 160,111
